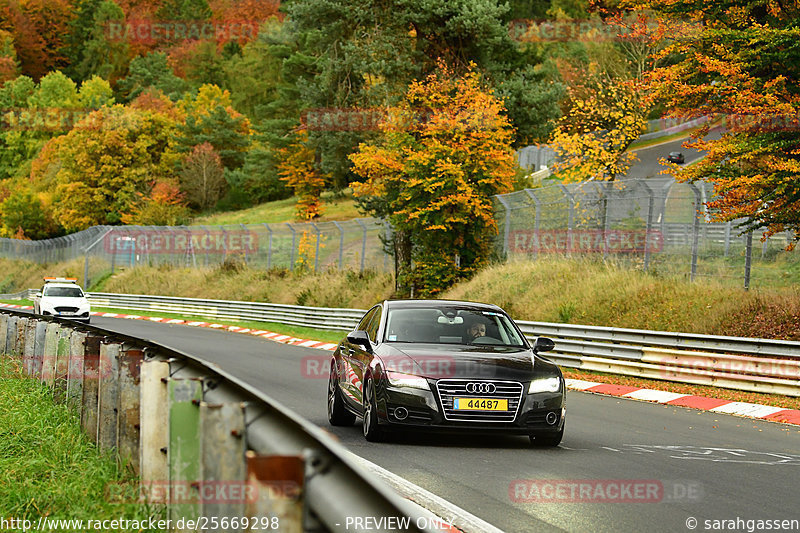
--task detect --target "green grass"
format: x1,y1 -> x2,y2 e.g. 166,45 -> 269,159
0,357 -> 163,527
191,191 -> 361,226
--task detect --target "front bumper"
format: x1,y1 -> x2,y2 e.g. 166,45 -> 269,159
376,383 -> 565,435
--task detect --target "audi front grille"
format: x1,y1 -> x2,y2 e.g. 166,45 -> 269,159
435,379 -> 523,423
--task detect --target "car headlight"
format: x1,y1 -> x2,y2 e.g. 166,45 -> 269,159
386,371 -> 430,391
528,376 -> 561,394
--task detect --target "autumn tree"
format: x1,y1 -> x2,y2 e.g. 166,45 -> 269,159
349,65 -> 516,296
179,141 -> 226,209
121,179 -> 192,226
46,104 -> 182,231
550,78 -> 647,182
0,29 -> 19,83
278,128 -> 326,220
624,0 -> 800,245
0,187 -> 58,238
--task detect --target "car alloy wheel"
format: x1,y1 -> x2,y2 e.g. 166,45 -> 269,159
362,376 -> 384,442
328,364 -> 355,426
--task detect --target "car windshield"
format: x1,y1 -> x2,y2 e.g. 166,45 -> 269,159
43,286 -> 83,298
384,306 -> 527,347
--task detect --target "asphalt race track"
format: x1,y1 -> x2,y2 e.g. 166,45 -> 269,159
89,316 -> 800,533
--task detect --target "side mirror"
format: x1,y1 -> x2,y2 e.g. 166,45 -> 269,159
346,330 -> 373,351
35,292 -> 42,298
533,336 -> 555,353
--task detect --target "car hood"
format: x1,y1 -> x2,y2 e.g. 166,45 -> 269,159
40,296 -> 88,308
379,344 -> 545,381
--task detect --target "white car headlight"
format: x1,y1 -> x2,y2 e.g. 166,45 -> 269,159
528,376 -> 561,394
386,372 -> 430,391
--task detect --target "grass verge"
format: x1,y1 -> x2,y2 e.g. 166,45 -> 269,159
0,357 -> 163,525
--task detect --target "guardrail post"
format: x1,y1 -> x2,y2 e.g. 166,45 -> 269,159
67,331 -> 87,413
140,359 -> 170,502
0,314 -> 7,354
5,315 -> 18,355
168,378 -> 203,527
117,346 -> 144,473
23,319 -> 37,376
81,335 -> 102,443
200,402 -> 247,528
54,326 -> 72,402
744,230 -> 753,290
14,316 -> 28,358
333,221 -> 344,269
42,322 -> 59,387
286,223 -> 297,271
32,320 -> 47,377
246,453 -> 304,533
97,341 -> 121,451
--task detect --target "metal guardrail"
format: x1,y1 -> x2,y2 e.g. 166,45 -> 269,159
0,308 -> 441,533
87,292 -> 365,331
9,290 -> 800,396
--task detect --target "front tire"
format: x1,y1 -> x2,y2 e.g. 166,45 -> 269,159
362,376 -> 385,442
328,365 -> 355,426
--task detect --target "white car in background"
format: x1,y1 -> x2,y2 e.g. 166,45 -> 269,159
33,277 -> 91,323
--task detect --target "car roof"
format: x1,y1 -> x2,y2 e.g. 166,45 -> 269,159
383,299 -> 505,312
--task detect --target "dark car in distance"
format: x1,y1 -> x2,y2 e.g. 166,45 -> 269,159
667,151 -> 685,164
327,300 -> 566,446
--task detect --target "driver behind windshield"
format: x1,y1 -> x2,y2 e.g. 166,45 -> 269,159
465,316 -> 489,343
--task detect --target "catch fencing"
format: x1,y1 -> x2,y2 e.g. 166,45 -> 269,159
0,178 -> 796,290
494,177 -> 797,289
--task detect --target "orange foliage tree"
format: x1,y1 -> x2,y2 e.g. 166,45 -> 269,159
621,0 -> 800,246
278,128 -> 326,221
349,63 -> 515,296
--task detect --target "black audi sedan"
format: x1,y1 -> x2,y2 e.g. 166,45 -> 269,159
327,300 -> 565,446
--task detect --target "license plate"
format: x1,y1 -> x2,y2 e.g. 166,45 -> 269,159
59,312 -> 74,316
453,398 -> 508,411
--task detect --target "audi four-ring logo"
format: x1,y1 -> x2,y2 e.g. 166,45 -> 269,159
466,382 -> 496,394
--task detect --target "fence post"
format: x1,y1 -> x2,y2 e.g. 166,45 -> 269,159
140,359 -> 170,503
355,219 -> 367,272
168,378 -> 203,525
688,182 -> 702,281
286,223 -> 297,271
333,221 -> 344,270
602,182 -> 613,261
558,184 -> 575,254
744,230 -> 753,290
640,182 -> 655,271
200,402 -> 247,527
496,195 -> 512,257
263,223 -> 273,270
311,222 -> 321,273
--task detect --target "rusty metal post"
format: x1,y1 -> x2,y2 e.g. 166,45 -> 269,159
97,341 -> 121,451
0,314 -> 7,354
6,315 -> 18,355
23,319 -> 37,377
140,359 -> 170,503
32,321 -> 47,378
54,327 -> 72,402
14,317 -> 28,359
67,331 -> 87,413
245,453 -> 304,533
80,335 -> 102,442
200,402 -> 247,528
168,378 -> 203,528
42,323 -> 59,387
117,346 -> 143,473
